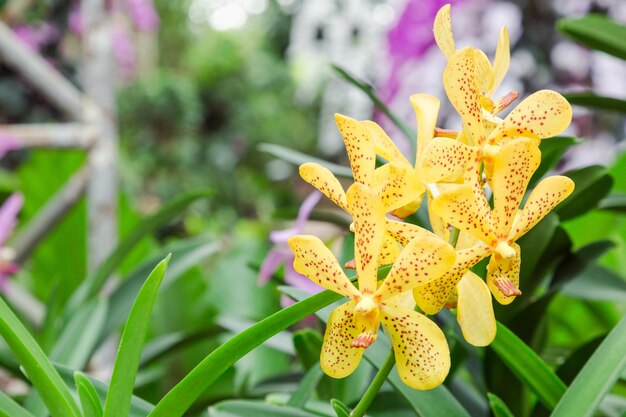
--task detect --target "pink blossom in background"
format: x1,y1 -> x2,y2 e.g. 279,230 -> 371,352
0,134 -> 20,159
127,0 -> 160,32
13,23 -> 60,52
0,193 -> 24,290
113,26 -> 137,81
259,191 -> 324,305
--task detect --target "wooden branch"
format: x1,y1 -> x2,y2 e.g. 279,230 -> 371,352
0,22 -> 85,120
13,166 -> 90,263
0,123 -> 96,149
82,0 -> 119,271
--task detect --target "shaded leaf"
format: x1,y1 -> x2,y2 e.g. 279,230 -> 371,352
557,166 -> 613,221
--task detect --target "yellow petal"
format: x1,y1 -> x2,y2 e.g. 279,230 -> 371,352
473,49 -> 495,94
362,120 -> 411,167
335,114 -> 376,185
491,138 -> 541,238
431,181 -> 498,247
380,305 -> 450,390
390,197 -> 423,219
457,272 -> 496,346
419,138 -> 475,184
376,235 -> 456,301
288,235 -> 360,299
488,27 -> 510,97
444,48 -> 486,146
414,242 -> 491,314
321,301 -> 365,378
299,162 -> 348,210
489,90 -> 573,143
509,175 -> 575,241
410,93 -> 441,159
428,196 -> 449,241
378,235 -> 402,267
487,244 -> 521,305
384,219 -> 432,247
347,182 -> 386,295
372,162 -> 425,213
433,4 -> 456,59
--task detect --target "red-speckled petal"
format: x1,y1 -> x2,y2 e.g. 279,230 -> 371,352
372,162 -> 424,212
444,47 -> 486,146
378,234 -> 402,267
491,138 -> 541,238
509,176 -> 575,241
473,49 -> 495,94
376,235 -> 456,301
431,180 -> 498,248
489,90 -> 572,143
419,138 -> 475,184
347,183 -> 386,295
487,244 -> 521,305
362,120 -> 412,167
457,271 -> 496,346
410,93 -> 440,159
434,4 -> 456,58
335,114 -> 376,185
380,305 -> 450,390
488,27 -> 510,97
299,163 -> 348,210
385,218 -> 433,247
414,242 -> 491,314
321,301 -> 366,378
288,235 -> 359,299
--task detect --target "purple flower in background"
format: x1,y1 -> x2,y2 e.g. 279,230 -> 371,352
13,23 -> 60,52
259,191 -> 324,299
113,26 -> 137,81
127,0 -> 160,32
0,134 -> 20,159
0,193 -> 24,290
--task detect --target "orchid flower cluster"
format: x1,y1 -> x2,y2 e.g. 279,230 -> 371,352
286,5 -> 575,390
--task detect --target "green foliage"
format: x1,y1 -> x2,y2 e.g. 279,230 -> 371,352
558,15 -> 626,61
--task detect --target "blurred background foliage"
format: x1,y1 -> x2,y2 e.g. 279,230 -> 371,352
0,0 -> 624,416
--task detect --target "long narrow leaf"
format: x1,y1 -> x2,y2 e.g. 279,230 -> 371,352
0,390 -> 36,417
490,322 -> 566,410
258,143 -> 353,178
558,15 -> 626,60
0,297 -> 81,417
74,372 -> 103,417
562,92 -> 626,114
550,313 -> 626,417
103,255 -> 171,417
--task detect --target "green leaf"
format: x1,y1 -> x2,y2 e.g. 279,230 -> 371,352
488,393 -> 515,417
74,372 -> 103,417
332,65 -> 416,146
490,322 -> 566,410
66,190 -> 210,313
0,297 -> 81,417
551,240 -> 616,288
598,193 -> 626,212
562,265 -> 626,302
562,92 -> 626,114
258,143 -> 353,178
288,364 -> 324,408
558,15 -> 626,61
556,165 -> 613,221
102,255 -> 171,417
530,137 -> 580,188
0,390 -> 36,417
209,400 -> 321,417
551,313 -> 626,417
292,329 -> 323,370
330,399 -> 351,417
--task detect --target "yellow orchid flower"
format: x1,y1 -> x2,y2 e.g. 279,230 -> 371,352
430,147 -> 575,305
288,182 -> 456,389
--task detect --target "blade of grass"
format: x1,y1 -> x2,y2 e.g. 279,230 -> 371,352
102,255 -> 171,417
75,372 -> 103,417
0,390 -> 36,417
487,393 -> 514,417
0,297 -> 81,417
550,313 -> 626,417
491,322 -> 566,410
258,143 -> 353,178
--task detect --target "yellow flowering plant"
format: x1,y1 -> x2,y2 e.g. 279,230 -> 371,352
287,3 -> 577,399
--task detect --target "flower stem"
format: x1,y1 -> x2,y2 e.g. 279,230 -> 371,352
350,349 -> 396,417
